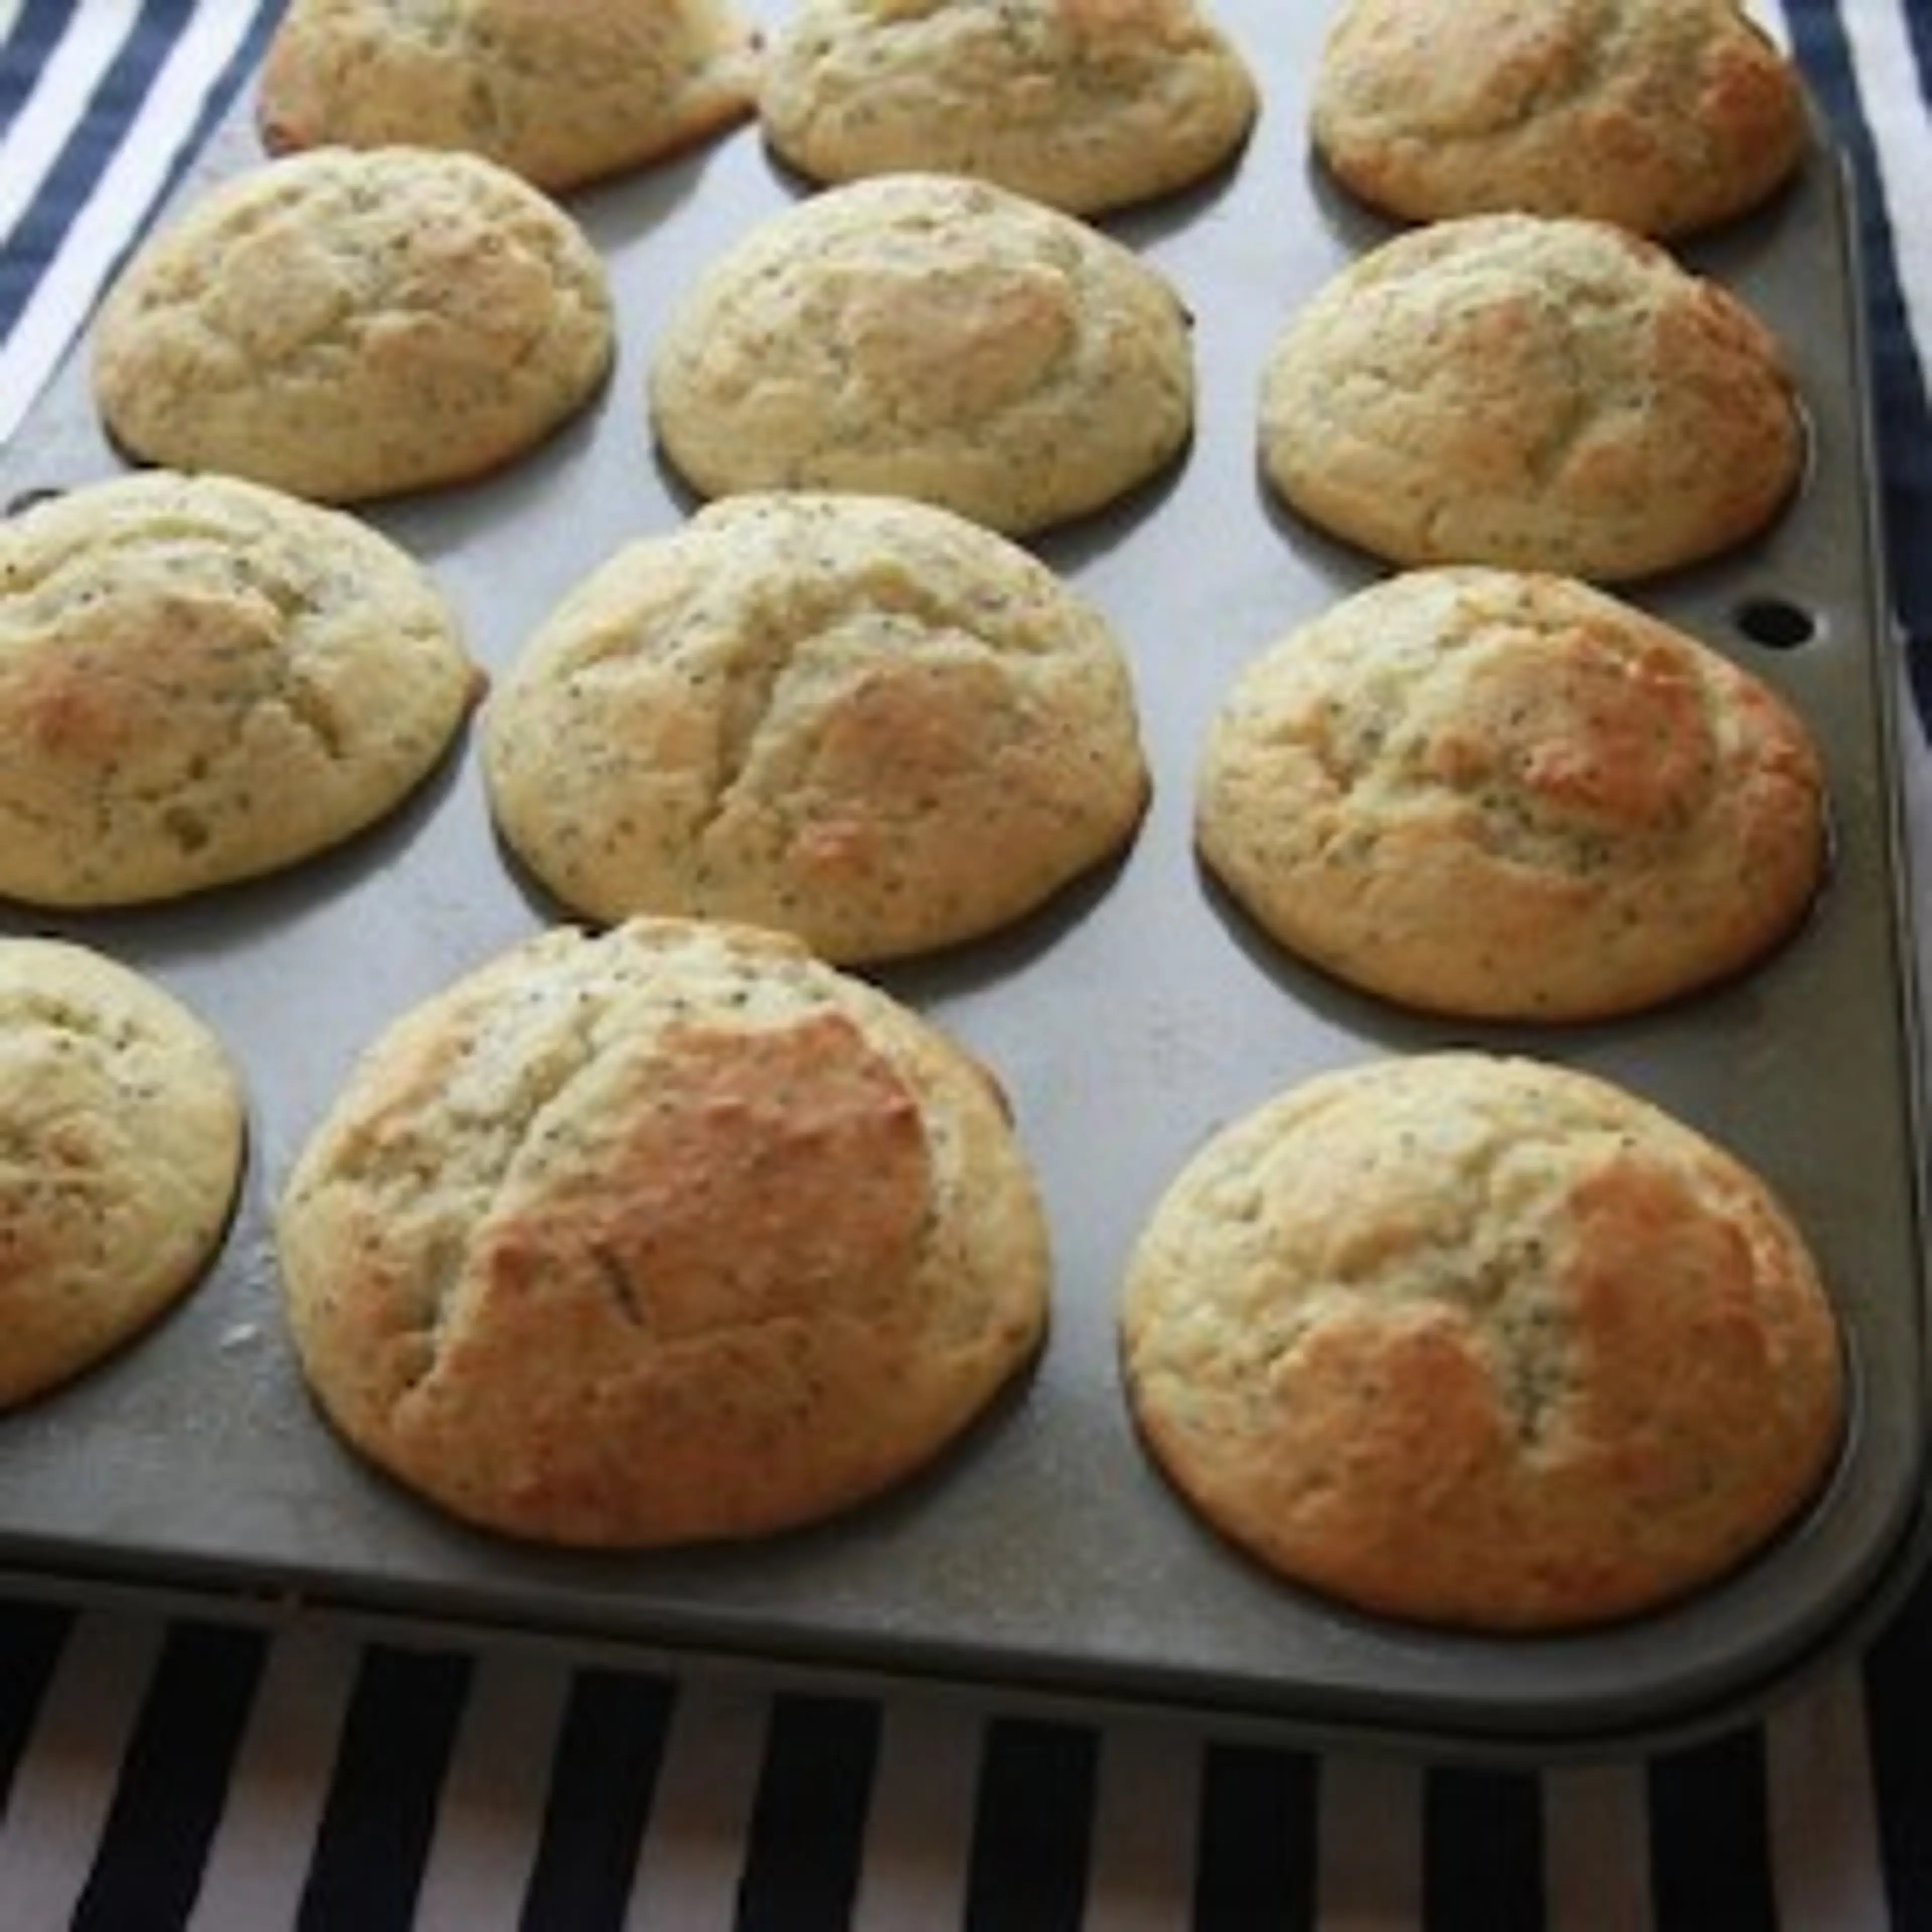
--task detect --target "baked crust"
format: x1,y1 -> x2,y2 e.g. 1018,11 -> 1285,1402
760,0 -> 1257,215
1258,213 -> 1803,581
0,940 -> 245,1409
1120,1052 -> 1845,1630
277,916 -> 1051,1545
258,0 -> 760,192
1311,0 -> 1806,238
648,172 -> 1195,536
1196,567 -> 1825,1019
484,492 -> 1150,961
0,471 -> 480,906
92,146 -> 614,503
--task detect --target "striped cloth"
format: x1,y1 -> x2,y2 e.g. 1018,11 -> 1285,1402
0,0 -> 282,448
0,1595 -> 1913,1927
2,3 -> 1930,1926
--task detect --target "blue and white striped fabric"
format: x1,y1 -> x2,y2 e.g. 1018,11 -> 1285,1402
1787,0 -> 1932,728
3,3 -> 1932,1926
0,0 -> 283,448
0,1594 -> 1916,1926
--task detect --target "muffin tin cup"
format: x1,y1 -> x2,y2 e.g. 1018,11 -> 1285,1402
0,0 -> 1924,1756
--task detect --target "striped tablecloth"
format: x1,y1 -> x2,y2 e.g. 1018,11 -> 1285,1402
3,4 -> 1931,1926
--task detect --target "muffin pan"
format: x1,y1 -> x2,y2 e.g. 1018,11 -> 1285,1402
0,1 -> 1924,1754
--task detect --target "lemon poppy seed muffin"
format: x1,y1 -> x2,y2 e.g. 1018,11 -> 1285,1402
1196,568 -> 1825,1020
1257,212 -> 1803,582
93,146 -> 614,503
484,492 -> 1151,961
1121,1052 -> 1845,1630
0,940 -> 246,1409
277,916 -> 1051,1546
1310,0 -> 1806,238
760,0 -> 1257,215
0,471 -> 480,908
258,0 -> 760,192
648,172 -> 1195,536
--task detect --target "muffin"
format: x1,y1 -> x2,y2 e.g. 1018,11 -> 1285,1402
1310,0 -> 1807,238
0,471 -> 480,907
93,146 -> 614,503
277,916 -> 1051,1546
760,0 -> 1257,215
1120,1052 -> 1845,1629
1257,212 -> 1803,581
1196,567 -> 1826,1020
484,492 -> 1150,961
258,0 -> 760,192
648,172 -> 1195,536
0,939 -> 246,1409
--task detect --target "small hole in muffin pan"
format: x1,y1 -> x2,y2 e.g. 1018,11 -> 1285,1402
0,3 -> 1922,1762
1734,595 -> 1821,649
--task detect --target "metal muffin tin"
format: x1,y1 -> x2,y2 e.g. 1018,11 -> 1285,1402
1,2 -> 1925,1755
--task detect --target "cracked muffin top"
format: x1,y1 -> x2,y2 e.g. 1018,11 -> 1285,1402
647,172 -> 1195,537
482,491 -> 1150,962
1119,1051 -> 1845,1630
759,0 -> 1257,216
91,145 -> 614,504
0,938 -> 245,1410
1195,567 -> 1826,1021
1257,212 -> 1803,582
1310,0 -> 1807,238
0,471 -> 479,906
257,0 -> 759,192
276,915 -> 1050,1545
